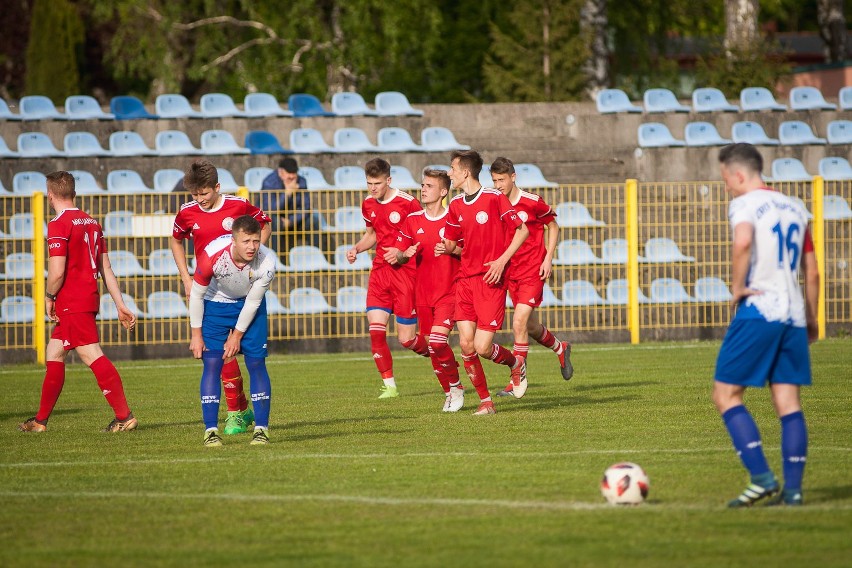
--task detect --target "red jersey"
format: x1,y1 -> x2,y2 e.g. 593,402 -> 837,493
505,190 -> 556,281
48,208 -> 107,314
444,188 -> 522,278
362,189 -> 421,271
173,195 -> 271,254
397,208 -> 461,306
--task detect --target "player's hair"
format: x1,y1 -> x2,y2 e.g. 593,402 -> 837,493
183,159 -> 219,192
422,168 -> 450,190
278,157 -> 298,173
45,170 -> 76,199
718,143 -> 763,175
364,157 -> 391,178
450,149 -> 483,178
490,157 -> 515,175
232,215 -> 261,236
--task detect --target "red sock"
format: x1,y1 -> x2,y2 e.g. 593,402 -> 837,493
401,334 -> 429,357
534,326 -> 561,352
370,323 -> 393,375
35,361 -> 66,423
89,356 -> 131,420
512,342 -> 530,359
489,344 -> 517,367
429,332 -> 459,383
462,352 -> 490,400
221,358 -> 248,412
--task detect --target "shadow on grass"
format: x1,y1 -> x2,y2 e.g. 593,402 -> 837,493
284,414 -> 407,430
493,393 -> 641,413
284,428 -> 415,443
570,381 -> 661,392
0,408 -> 83,421
808,485 -> 852,503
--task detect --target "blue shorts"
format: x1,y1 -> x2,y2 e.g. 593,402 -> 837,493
202,298 -> 268,359
715,312 -> 811,387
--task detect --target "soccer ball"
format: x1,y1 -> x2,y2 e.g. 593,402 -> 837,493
600,462 -> 650,505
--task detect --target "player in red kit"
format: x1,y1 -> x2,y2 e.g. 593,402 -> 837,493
171,160 -> 271,435
18,171 -> 138,433
490,157 -> 574,398
346,158 -> 427,399
442,150 -> 529,415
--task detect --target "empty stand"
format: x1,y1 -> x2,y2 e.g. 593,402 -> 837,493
336,286 -> 368,312
200,93 -> 248,117
0,296 -> 36,323
770,158 -> 811,182
514,164 -> 558,188
818,157 -> 852,181
265,291 -> 289,314
389,166 -> 420,190
290,128 -> 336,153
20,95 -> 66,120
377,127 -> 423,152
0,98 -> 21,120
244,167 -> 273,191
285,245 -> 333,271
109,250 -> 150,277
643,238 -> 695,262
420,127 -> 471,151
684,122 -> 733,146
216,168 -> 240,192
789,86 -> 837,111
12,172 -> 47,195
374,91 -> 424,116
0,252 -> 38,279
98,293 -> 147,320
299,167 -> 336,190
17,132 -> 65,157
600,238 -> 646,264
156,130 -> 201,155
333,128 -> 379,152
244,130 -> 291,154
107,171 -> 153,194
739,87 -> 787,111
333,245 -> 371,270
331,92 -> 377,116
334,167 -> 368,190
638,123 -> 686,147
826,120 -> 852,145
64,131 -> 112,157
110,96 -> 158,120
731,121 -> 780,145
327,206 -> 366,232
288,94 -> 335,117
289,287 -> 335,313
244,93 -> 293,117
692,88 -> 739,112
0,135 -> 19,158
65,95 -> 114,120
840,86 -> 852,111
69,170 -> 105,194
778,121 -> 827,145
147,291 -> 189,318
552,239 -> 601,265
200,129 -> 250,155
643,88 -> 690,113
554,202 -> 605,227
595,89 -> 642,113
605,279 -> 650,305
693,277 -> 732,303
824,195 -> 852,220
156,94 -> 203,118
153,168 -> 184,193
562,281 -> 608,306
479,165 -> 492,187
649,278 -> 695,303
109,131 -> 157,156
7,213 -> 45,239
148,248 -> 180,276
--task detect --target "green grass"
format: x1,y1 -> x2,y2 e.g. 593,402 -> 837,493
2,339 -> 851,567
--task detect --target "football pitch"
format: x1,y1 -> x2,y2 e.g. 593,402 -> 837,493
2,339 -> 850,567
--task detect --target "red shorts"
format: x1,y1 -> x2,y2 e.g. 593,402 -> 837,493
416,300 -> 455,334
366,265 -> 417,323
507,277 -> 544,308
51,311 -> 100,350
454,275 -> 507,332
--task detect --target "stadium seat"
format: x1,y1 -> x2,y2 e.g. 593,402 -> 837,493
12,171 -> 47,195
561,280 -> 608,306
515,163 -> 558,188
0,98 -> 21,120
731,121 -> 780,145
693,276 -> 732,303
377,127 -> 423,152
244,130 -> 292,154
65,95 -> 114,120
216,168 -> 240,193
389,165 -> 420,190
605,279 -> 650,305
155,94 -> 203,118
110,96 -> 158,120
17,132 -> 65,157
264,290 -> 289,314
20,95 -> 66,120
643,237 -> 695,262
64,131 -> 112,157
333,244 -> 371,270
595,88 -> 642,113
288,287 -> 335,313
638,123 -> 686,147
334,166 -> 368,190
778,121 -> 827,145
244,167 -> 273,191
156,130 -> 201,155
69,170 -> 105,194
420,127 -> 471,151
0,296 -> 36,323
0,252 -> 38,279
374,91 -> 424,116
692,88 -> 739,112
818,157 -> 852,181
770,158 -> 811,182
200,93 -> 248,117
327,206 -> 366,232
288,93 -> 335,117
200,129 -> 250,155
823,194 -> 852,220
333,127 -> 379,153
108,250 -> 150,277
290,128 -> 336,153
107,170 -> 153,194
840,86 -> 852,110
479,165 -> 493,187
789,86 -> 837,111
554,202 -> 606,227
243,93 -> 293,117
331,92 -> 377,116
109,131 -> 157,156
7,213 -> 46,239
336,286 -> 368,312
552,239 -> 601,265
0,135 -> 19,157
739,87 -> 787,111
285,245 -> 332,271
643,88 -> 690,113
649,278 -> 695,303
153,168 -> 184,193
539,283 -> 561,308
826,120 -> 852,145
299,166 -> 336,190
684,122 -> 733,146
259,245 -> 288,272
98,293 -> 147,320
148,248 -> 180,276
146,291 -> 189,318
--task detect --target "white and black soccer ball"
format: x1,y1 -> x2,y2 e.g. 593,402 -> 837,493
600,462 -> 650,505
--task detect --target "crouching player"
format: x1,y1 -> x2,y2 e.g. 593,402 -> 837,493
189,216 -> 276,447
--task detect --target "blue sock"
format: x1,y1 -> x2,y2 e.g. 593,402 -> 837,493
244,356 -> 271,428
780,411 -> 807,493
722,405 -> 773,481
201,351 -> 225,430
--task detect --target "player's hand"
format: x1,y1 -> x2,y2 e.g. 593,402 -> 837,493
223,330 -> 244,359
346,247 -> 359,264
382,247 -> 402,265
806,320 -> 818,344
189,335 -> 206,359
433,241 -> 446,256
45,298 -> 58,322
730,286 -> 762,310
182,276 -> 193,299
404,242 -> 420,258
539,258 -> 553,281
483,258 -> 507,284
117,306 -> 137,331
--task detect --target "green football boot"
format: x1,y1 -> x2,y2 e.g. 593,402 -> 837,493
224,411 -> 248,435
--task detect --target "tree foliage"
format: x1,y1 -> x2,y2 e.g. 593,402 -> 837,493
24,0 -> 84,101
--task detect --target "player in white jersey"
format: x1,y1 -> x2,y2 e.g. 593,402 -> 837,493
189,216 -> 277,446
712,143 -> 819,507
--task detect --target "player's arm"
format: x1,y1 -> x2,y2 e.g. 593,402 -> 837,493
540,219 -> 558,280
484,222 -> 529,285
800,235 -> 819,343
729,221 -> 758,309
99,252 -> 136,330
170,236 -> 194,299
260,221 -> 272,246
188,280 -> 209,359
347,227 -> 377,263
44,255 -> 66,322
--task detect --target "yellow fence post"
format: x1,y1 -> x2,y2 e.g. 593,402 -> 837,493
237,187 -> 249,200
33,192 -> 46,364
626,179 -> 640,344
811,175 -> 826,340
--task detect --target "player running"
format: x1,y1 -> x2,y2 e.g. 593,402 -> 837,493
171,159 -> 272,435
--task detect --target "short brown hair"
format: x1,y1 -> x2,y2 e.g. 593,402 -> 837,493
490,157 -> 515,175
46,171 -> 75,199
364,157 -> 391,178
450,149 -> 483,179
232,215 -> 261,236
422,168 -> 450,190
184,159 -> 219,192
718,143 -> 763,175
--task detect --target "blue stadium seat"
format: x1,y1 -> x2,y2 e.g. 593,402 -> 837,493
336,286 -> 368,312
288,93 -> 334,117
374,91 -> 424,116
7,213 -> 46,239
789,86 -> 837,111
243,93 -> 293,117
333,244 -> 371,270
824,195 -> 852,220
156,130 -> 201,155
334,167 -> 368,190
146,291 -> 189,318
596,89 -> 642,113
264,291 -> 289,315
605,279 -> 650,305
200,129 -> 250,155
17,132 -> 65,157
290,128 -> 336,153
108,250 -> 150,277
554,202 -> 605,228
0,135 -> 19,158
65,95 -> 114,120
692,88 -> 739,112
327,206 -> 366,232
770,158 -> 812,182
64,131 -> 112,157
600,238 -> 646,264
479,164 -> 492,187
107,171 -> 153,194
643,88 -> 690,113
638,123 -> 686,147
289,287 -> 335,314
98,293 -> 147,320
420,127 -> 471,151
562,281 -> 608,306
155,94 -> 203,118
299,167 -> 336,190
650,278 -> 695,303
244,167 -> 273,191
109,131 -> 157,156
0,252 -> 38,280
259,245 -> 288,272
200,93 -> 248,117
389,166 -> 420,190
20,95 -> 66,120
69,170 -> 105,194
148,248 -> 180,276
840,86 -> 852,111
778,121 -> 827,145
377,127 -> 423,152
12,171 -> 47,195
643,237 -> 695,262
552,239 -> 601,265
216,168 -> 240,193
110,96 -> 158,120
694,276 -> 732,303
684,122 -> 733,146
731,121 -> 780,145
285,245 -> 332,271
739,87 -> 786,111
0,296 -> 36,323
331,92 -> 377,116
333,128 -> 379,152
0,98 -> 22,120
153,168 -> 184,193
515,163 -> 558,188
826,120 -> 852,145
819,157 -> 852,181
244,130 -> 292,154
539,283 -> 561,307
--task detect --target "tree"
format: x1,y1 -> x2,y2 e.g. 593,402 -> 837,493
724,0 -> 759,52
817,0 -> 847,62
25,0 -> 84,101
581,0 -> 609,96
